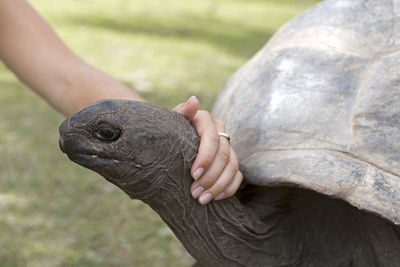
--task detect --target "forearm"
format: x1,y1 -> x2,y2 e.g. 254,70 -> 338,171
0,0 -> 143,116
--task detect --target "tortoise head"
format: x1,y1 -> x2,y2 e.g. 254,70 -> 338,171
59,100 -> 199,200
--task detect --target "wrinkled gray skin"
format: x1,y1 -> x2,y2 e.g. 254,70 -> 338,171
59,0 -> 400,266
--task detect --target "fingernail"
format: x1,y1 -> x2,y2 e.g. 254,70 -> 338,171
199,193 -> 213,205
192,186 -> 204,198
186,96 -> 197,105
215,192 -> 226,200
193,168 -> 204,180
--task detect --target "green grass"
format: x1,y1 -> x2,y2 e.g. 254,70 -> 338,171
0,0 -> 318,266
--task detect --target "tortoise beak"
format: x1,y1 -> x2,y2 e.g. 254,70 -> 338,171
59,135 -> 65,153
58,117 -> 71,153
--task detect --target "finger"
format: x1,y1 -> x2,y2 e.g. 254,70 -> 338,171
190,121 -> 231,201
198,148 -> 239,205
190,144 -> 229,196
172,96 -> 199,121
214,119 -> 225,133
190,111 -> 220,180
215,171 -> 243,201
214,146 -> 241,199
191,118 -> 230,182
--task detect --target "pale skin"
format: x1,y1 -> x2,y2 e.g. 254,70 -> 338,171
0,0 -> 243,204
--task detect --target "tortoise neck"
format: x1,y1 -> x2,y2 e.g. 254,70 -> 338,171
139,142 -> 293,266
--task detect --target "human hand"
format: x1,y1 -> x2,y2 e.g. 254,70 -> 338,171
173,96 -> 243,205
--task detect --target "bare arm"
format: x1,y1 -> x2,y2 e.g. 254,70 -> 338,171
0,0 -> 143,116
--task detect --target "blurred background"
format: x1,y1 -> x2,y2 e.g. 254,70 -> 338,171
0,0 -> 318,266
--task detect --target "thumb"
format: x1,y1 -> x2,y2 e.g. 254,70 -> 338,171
173,96 -> 200,121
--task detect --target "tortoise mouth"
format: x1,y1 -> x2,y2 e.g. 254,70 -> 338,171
59,135 -> 123,167
67,152 -> 121,167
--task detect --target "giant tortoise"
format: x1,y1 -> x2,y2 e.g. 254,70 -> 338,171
59,0 -> 400,266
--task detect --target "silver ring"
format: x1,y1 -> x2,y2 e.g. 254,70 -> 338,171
218,132 -> 231,143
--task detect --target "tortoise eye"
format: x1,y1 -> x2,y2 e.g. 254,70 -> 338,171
94,125 -> 121,141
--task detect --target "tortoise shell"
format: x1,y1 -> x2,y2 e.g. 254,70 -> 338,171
213,0 -> 400,224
